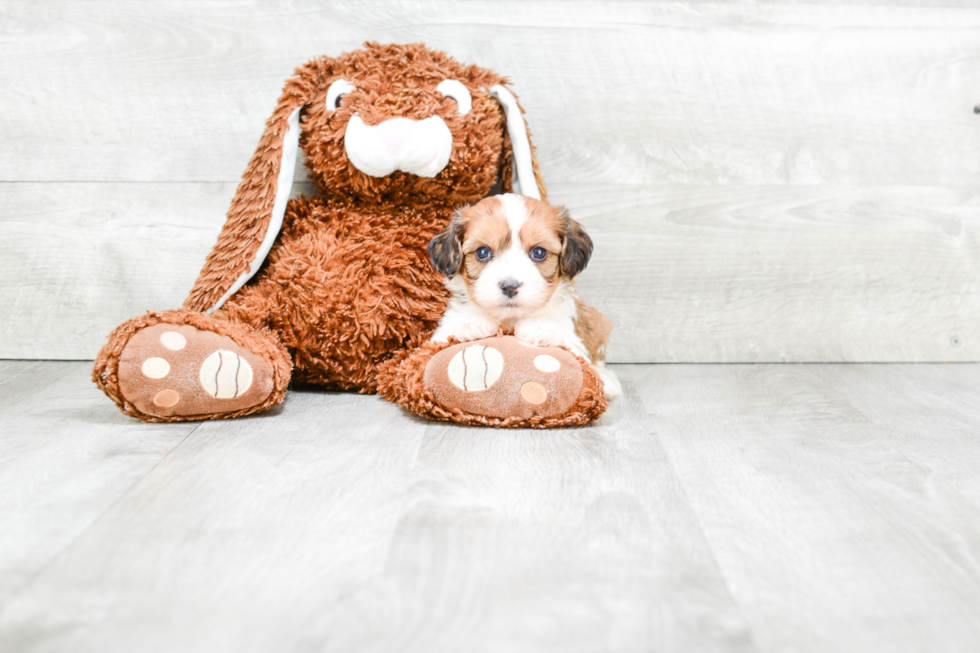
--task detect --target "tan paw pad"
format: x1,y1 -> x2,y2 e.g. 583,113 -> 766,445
116,323 -> 274,419
424,336 -> 584,420
153,389 -> 180,408
521,382 -> 548,405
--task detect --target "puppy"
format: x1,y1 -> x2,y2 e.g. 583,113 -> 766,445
428,193 -> 621,398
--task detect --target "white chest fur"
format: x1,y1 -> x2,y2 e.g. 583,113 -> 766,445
432,278 -> 589,360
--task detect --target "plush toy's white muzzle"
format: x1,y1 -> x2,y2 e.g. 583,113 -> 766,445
345,115 -> 453,178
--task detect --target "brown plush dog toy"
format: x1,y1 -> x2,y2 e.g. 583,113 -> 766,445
93,42 -> 607,427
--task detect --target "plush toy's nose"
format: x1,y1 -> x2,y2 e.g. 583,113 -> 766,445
375,118 -> 414,152
345,115 -> 452,178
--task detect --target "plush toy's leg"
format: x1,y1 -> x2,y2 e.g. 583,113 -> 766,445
377,335 -> 607,428
93,310 -> 292,422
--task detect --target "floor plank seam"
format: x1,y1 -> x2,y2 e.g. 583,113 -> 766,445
631,389 -> 763,653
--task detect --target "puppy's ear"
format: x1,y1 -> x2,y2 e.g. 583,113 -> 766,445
184,60 -> 327,314
490,85 -> 546,202
559,208 -> 593,278
429,212 -> 467,277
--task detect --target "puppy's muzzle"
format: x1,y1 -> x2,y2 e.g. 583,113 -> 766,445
499,279 -> 522,299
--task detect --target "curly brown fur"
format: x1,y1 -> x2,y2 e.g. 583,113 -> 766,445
181,43 -> 546,394
95,42 -> 598,427
213,194 -> 455,392
185,42 -> 544,313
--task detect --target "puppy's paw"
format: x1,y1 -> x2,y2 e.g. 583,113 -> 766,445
515,318 -> 566,349
457,318 -> 500,342
592,361 -> 623,400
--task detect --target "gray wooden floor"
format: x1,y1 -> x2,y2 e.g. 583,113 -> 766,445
1,362 -> 979,652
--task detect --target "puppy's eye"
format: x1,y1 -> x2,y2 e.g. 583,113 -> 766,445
530,246 -> 548,262
475,246 -> 492,262
436,79 -> 472,116
326,79 -> 355,111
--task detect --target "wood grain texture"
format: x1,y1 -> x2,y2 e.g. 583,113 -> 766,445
0,362 -> 195,614
3,182 -> 977,362
4,1 -> 980,362
333,394 -> 750,652
0,183 -> 227,359
4,361 -> 980,651
631,362 -> 980,653
570,183 -> 980,363
2,2 -> 979,185
0,364 -> 751,653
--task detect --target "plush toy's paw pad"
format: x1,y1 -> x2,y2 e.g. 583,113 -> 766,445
445,344 -> 505,391
424,336 -> 584,420
116,323 -> 274,418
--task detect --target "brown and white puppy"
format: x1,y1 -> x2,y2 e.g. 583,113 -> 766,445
428,194 -> 621,398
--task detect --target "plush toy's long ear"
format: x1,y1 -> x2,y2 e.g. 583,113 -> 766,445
490,85 -> 546,201
184,79 -> 313,314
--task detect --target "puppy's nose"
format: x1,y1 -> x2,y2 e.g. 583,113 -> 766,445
499,279 -> 522,298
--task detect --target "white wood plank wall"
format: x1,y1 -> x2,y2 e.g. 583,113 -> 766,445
2,1 -> 979,362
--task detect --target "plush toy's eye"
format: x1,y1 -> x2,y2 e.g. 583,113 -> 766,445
436,79 -> 472,116
326,79 -> 355,111
530,246 -> 548,262
475,246 -> 492,262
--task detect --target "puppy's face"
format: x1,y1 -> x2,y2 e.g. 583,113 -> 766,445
429,194 -> 593,321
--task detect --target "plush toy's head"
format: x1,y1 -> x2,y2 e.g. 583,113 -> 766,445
185,42 -> 546,314
274,42 -> 546,206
